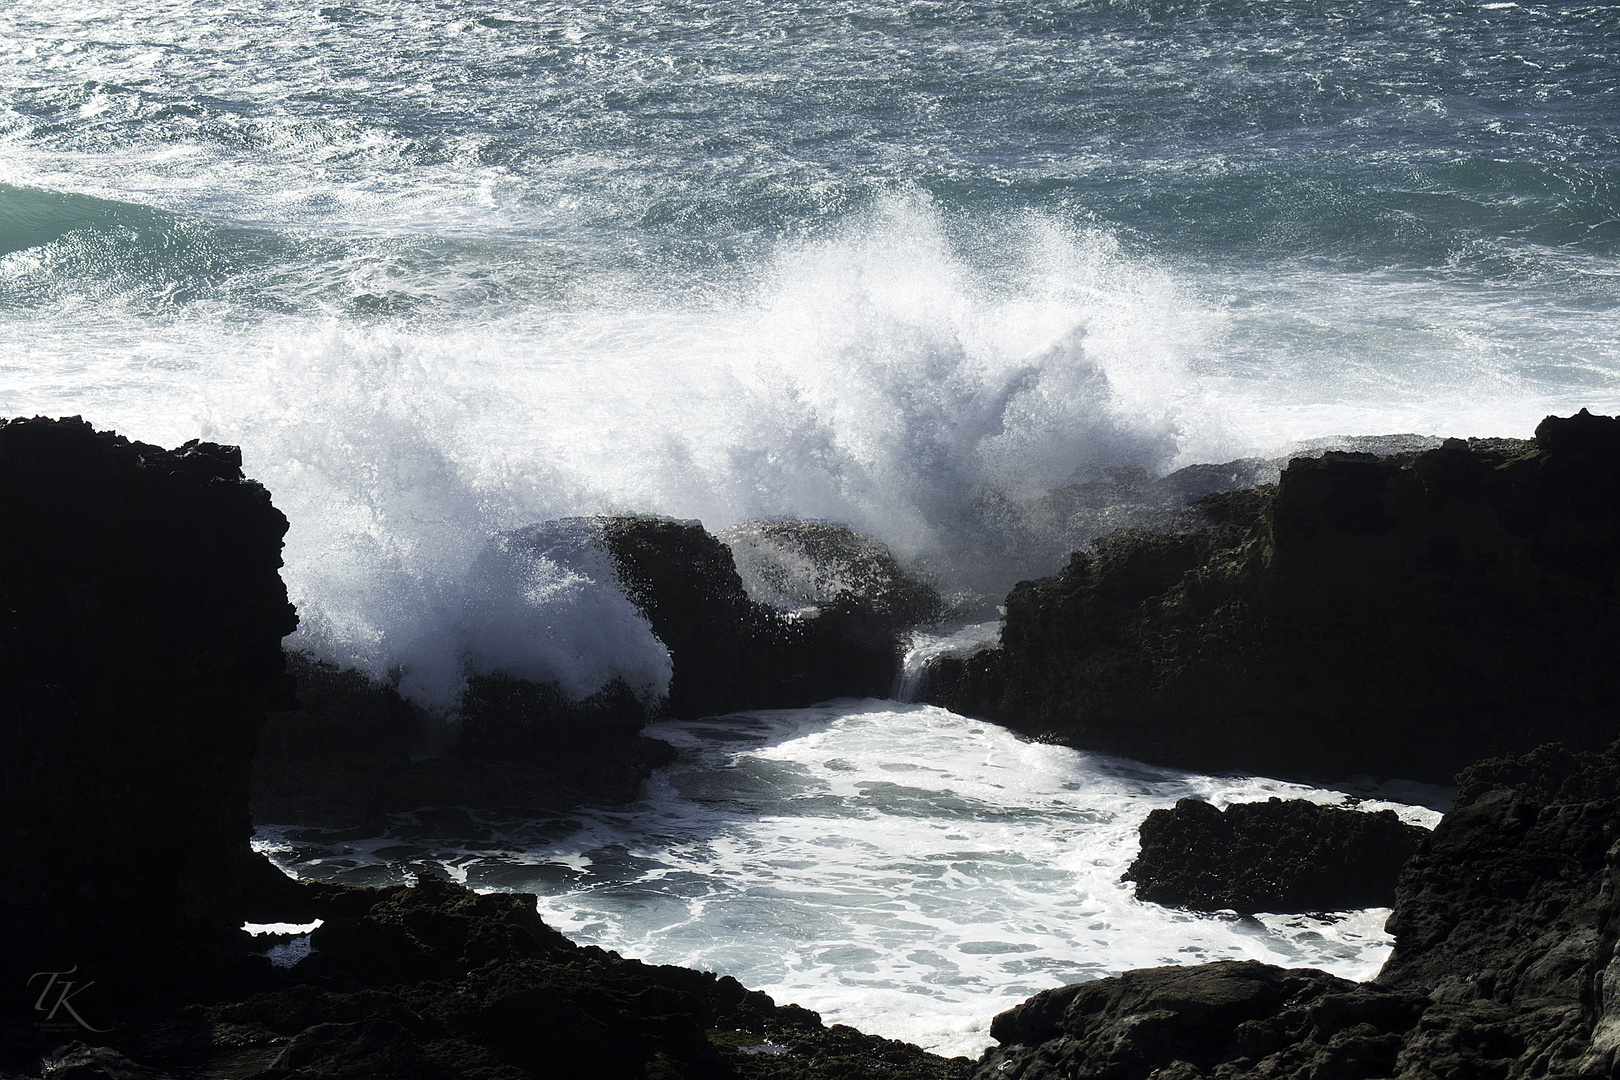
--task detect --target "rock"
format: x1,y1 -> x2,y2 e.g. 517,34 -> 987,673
719,520 -> 944,627
251,515 -> 934,830
252,655 -> 678,831
1124,798 -> 1429,913
0,418 -> 969,1080
194,875 -> 970,1080
977,776 -> 1620,1079
39,1043 -> 173,1080
598,515 -> 912,715
1377,789 -> 1616,1007
264,1019 -> 449,1079
1455,739 -> 1620,809
0,416 -> 301,1060
921,412 -> 1620,785
977,961 -> 1429,1080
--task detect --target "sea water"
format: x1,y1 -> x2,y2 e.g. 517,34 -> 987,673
255,700 -> 1445,1057
3,0 -> 1613,1056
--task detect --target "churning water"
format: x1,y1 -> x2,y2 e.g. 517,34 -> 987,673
255,701 -> 1444,1057
3,0 -> 1610,1054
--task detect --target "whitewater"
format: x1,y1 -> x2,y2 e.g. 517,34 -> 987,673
3,0 -> 1616,1058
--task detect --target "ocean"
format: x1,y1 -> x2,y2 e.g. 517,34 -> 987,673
3,0 -> 1614,1056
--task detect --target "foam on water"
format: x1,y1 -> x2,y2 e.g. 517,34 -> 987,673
256,700 -> 1446,1058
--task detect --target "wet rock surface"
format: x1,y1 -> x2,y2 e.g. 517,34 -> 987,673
980,774 -> 1620,1079
252,515 -> 938,830
922,411 -> 1620,785
1124,797 -> 1429,913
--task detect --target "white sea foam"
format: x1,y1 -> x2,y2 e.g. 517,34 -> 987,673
255,701 -> 1445,1058
13,196 -> 1188,706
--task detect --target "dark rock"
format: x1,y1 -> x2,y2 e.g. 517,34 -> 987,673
977,961 -> 1429,1080
1124,798 -> 1429,913
719,520 -> 944,627
196,875 -> 970,1080
978,775 -> 1620,1079
0,416 -> 301,1059
922,412 -> 1620,785
37,1043 -> 172,1080
252,515 -> 933,830
1455,739 -> 1620,809
252,655 -> 678,831
0,418 -> 967,1080
598,515 -> 912,716
265,1019 -> 450,1079
1377,789 -> 1616,1006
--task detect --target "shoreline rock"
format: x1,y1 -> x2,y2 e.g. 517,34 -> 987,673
0,416 -> 968,1079
251,515 -> 940,831
1124,797 -> 1429,914
979,775 -> 1620,1079
920,411 -> 1620,786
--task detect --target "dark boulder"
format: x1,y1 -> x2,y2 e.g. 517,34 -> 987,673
1124,798 -> 1429,913
719,520 -> 944,628
598,516 -> 917,716
922,411 -> 1620,785
251,657 -> 679,832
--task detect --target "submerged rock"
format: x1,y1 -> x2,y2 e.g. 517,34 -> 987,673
922,411 -> 1620,785
1124,797 -> 1429,913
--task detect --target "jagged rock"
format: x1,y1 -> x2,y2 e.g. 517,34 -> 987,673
0,416 -> 301,1061
1377,789 -> 1617,1006
38,1043 -> 172,1080
195,876 -> 970,1080
976,961 -> 1429,1080
1455,739 -> 1620,809
1124,798 -> 1429,913
252,656 -> 678,831
719,520 -> 944,626
922,411 -> 1620,784
0,418 -> 968,1080
251,516 -> 932,829
977,776 -> 1620,1079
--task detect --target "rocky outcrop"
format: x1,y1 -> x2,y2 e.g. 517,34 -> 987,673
0,416 -> 303,1062
977,774 -> 1620,1079
720,520 -> 944,627
253,516 -> 938,830
598,516 -> 922,717
977,961 -> 1431,1080
1124,798 -> 1429,913
164,875 -> 964,1080
922,411 -> 1620,784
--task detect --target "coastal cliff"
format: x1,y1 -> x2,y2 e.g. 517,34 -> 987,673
920,410 -> 1620,784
